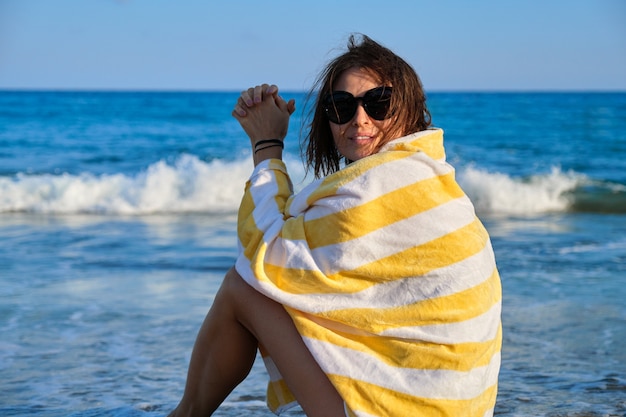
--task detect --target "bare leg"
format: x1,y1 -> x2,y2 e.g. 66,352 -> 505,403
167,268 -> 259,416
168,268 -> 345,417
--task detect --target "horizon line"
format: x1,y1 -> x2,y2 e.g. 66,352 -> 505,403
2,87 -> 626,94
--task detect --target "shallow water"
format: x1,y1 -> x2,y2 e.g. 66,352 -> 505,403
1,212 -> 625,416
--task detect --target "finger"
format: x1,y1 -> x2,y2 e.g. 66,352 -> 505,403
266,84 -> 278,96
253,85 -> 265,103
231,108 -> 243,121
274,95 -> 288,111
232,103 -> 247,117
273,95 -> 295,116
240,90 -> 253,107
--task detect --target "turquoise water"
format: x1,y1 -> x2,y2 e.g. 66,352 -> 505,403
1,91 -> 625,416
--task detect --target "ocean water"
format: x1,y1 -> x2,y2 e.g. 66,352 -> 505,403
1,90 -> 625,416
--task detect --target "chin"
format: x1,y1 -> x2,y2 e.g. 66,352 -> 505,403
347,153 -> 369,162
339,145 -> 377,162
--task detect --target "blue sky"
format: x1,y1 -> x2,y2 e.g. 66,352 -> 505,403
1,0 -> 625,91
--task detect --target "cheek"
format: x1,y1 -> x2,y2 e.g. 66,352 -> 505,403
378,119 -> 400,142
381,119 -> 404,141
330,123 -> 343,143
381,118 -> 394,130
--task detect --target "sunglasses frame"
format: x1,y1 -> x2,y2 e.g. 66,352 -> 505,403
322,86 -> 393,124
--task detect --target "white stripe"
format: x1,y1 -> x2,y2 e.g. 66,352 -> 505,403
352,410 -> 379,417
306,337 -> 501,401
288,153 -> 452,220
266,236 -> 318,271
248,166 -> 291,241
306,195 -> 477,275
265,196 -> 477,276
248,167 -> 281,225
261,355 -> 282,383
258,242 -> 496,316
261,355 -> 299,414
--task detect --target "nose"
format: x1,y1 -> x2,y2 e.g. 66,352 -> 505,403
351,101 -> 370,125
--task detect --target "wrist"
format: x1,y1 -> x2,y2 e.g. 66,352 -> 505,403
252,139 -> 284,166
253,139 -> 284,151
253,144 -> 283,166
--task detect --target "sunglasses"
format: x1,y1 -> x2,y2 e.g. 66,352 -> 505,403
322,86 -> 392,124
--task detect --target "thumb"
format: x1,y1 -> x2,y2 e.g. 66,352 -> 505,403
274,95 -> 293,113
287,99 -> 296,115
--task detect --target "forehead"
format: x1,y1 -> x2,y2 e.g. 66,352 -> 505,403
333,67 -> 381,94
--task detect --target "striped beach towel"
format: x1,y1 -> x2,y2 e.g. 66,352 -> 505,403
235,128 -> 502,417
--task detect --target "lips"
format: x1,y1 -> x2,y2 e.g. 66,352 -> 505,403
351,132 -> 375,141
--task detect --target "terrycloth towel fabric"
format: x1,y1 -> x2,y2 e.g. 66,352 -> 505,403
235,128 -> 502,417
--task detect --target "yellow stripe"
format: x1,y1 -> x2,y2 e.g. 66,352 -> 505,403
291,316 -> 502,371
237,184 -> 263,261
320,269 -> 501,331
238,164 -> 292,263
279,215 -> 307,241
390,129 -> 446,161
299,171 -> 464,248
265,218 -> 491,295
265,378 -> 297,413
329,216 -> 490,279
262,262 -> 349,293
330,374 -> 498,417
273,167 -> 292,213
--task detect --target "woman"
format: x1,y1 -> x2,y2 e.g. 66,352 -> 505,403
168,34 -> 501,417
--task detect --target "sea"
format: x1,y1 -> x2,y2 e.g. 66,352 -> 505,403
1,90 -> 625,417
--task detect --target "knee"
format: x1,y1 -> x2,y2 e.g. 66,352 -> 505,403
222,267 -> 250,295
219,267 -> 260,309
221,267 -> 284,319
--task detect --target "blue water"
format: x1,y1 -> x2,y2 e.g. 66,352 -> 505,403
1,91 -> 625,416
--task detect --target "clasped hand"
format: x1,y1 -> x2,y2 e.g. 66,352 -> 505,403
232,84 -> 296,147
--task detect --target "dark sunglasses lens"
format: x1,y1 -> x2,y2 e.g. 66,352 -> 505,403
324,92 -> 356,124
363,87 -> 392,120
323,87 -> 392,124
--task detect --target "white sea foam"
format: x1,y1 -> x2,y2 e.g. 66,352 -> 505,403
457,165 -> 587,215
0,158 -> 590,216
0,155 -> 306,215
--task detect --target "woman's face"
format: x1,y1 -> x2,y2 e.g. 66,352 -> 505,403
329,67 -> 394,161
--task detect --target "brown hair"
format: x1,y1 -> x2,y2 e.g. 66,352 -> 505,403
303,34 -> 432,178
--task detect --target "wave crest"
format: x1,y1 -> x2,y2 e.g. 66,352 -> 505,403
2,159 -> 623,215
1,155 -> 256,214
458,166 -> 626,215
